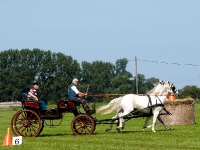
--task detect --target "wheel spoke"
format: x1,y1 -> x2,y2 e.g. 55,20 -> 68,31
11,110 -> 42,137
71,114 -> 95,135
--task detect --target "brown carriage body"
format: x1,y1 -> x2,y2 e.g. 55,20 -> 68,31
10,94 -> 96,137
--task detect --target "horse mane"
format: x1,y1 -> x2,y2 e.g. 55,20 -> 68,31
157,82 -> 171,95
147,83 -> 159,94
147,80 -> 164,95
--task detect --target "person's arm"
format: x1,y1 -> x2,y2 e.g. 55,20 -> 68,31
28,92 -> 38,101
71,86 -> 87,97
78,91 -> 87,97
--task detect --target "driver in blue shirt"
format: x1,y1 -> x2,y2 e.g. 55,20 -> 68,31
68,78 -> 94,115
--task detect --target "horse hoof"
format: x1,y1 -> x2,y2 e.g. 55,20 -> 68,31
116,128 -> 121,133
147,125 -> 152,128
167,128 -> 172,130
142,129 -> 145,132
105,129 -> 111,132
116,126 -> 122,131
116,126 -> 121,129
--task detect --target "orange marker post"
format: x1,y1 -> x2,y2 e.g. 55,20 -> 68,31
2,128 -> 12,146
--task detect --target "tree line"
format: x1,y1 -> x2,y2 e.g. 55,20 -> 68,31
0,49 -> 199,103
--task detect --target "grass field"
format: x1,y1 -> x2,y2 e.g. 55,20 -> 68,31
0,102 -> 200,150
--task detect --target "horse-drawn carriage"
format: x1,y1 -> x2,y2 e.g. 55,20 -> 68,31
10,93 -> 96,137
10,81 -> 178,137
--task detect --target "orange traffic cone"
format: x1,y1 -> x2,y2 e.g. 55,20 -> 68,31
168,94 -> 176,101
2,128 -> 12,146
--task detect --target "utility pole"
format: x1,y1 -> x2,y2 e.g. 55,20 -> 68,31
135,56 -> 138,94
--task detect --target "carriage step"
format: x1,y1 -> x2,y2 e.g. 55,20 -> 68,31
44,119 -> 63,127
41,108 -> 59,116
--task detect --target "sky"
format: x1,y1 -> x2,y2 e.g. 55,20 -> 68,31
0,1 -> 200,90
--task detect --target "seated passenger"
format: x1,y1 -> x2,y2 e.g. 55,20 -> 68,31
68,78 -> 94,115
27,82 -> 47,110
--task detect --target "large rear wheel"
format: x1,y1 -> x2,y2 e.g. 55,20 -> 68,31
71,114 -> 96,135
11,109 -> 42,137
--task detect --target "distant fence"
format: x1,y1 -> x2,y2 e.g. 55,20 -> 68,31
0,101 -> 21,108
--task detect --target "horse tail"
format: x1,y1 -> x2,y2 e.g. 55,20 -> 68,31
96,97 -> 122,115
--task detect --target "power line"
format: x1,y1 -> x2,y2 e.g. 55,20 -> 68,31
128,57 -> 199,89
128,59 -> 198,67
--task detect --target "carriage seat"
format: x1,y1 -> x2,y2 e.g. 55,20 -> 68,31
21,93 -> 35,101
58,99 -> 80,109
64,93 -> 80,106
21,93 -> 40,109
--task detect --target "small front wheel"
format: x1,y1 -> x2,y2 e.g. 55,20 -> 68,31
11,109 -> 42,137
71,114 -> 96,135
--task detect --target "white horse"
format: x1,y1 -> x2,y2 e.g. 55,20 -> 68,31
112,81 -> 178,132
96,80 -> 168,131
96,80 -> 165,115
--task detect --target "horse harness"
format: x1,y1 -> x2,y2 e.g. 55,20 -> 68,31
146,95 -> 167,116
129,95 -> 164,116
145,95 -> 172,115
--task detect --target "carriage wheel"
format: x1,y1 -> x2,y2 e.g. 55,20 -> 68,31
38,120 -> 44,135
11,109 -> 42,137
71,114 -> 96,135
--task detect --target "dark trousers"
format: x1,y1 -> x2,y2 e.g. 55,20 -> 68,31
73,97 -> 89,111
38,100 -> 47,110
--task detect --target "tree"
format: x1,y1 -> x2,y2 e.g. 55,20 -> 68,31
0,49 -> 80,103
80,61 -> 115,101
48,52 -> 80,103
0,49 -> 36,101
145,77 -> 160,92
0,49 -> 175,104
178,85 -> 200,100
138,74 -> 149,94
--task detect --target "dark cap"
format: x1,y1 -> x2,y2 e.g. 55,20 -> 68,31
33,82 -> 39,86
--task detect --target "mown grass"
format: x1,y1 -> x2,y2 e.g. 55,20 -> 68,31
0,102 -> 200,150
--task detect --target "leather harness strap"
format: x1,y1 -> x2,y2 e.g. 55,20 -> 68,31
146,95 -> 165,115
147,95 -> 153,115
